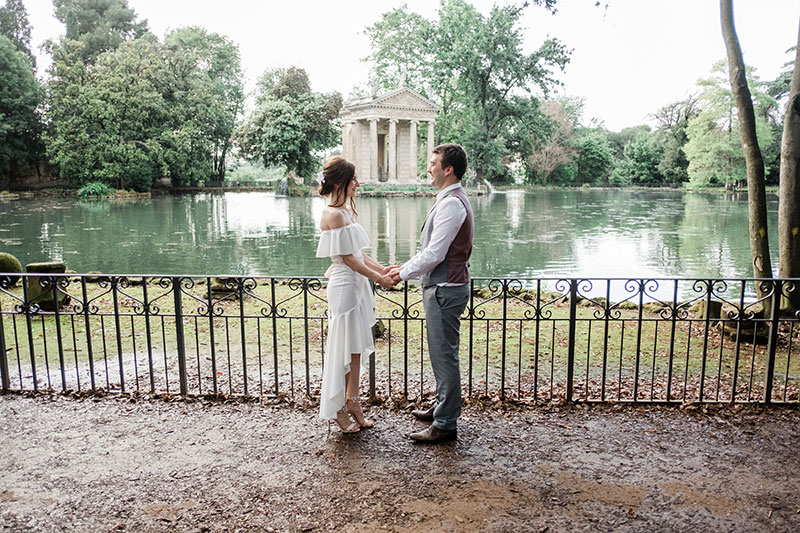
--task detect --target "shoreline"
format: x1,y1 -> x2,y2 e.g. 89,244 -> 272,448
1,183 -> 772,200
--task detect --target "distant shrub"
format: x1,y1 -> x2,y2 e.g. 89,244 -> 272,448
78,182 -> 113,198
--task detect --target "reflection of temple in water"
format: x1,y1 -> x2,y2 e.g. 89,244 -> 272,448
356,199 -> 424,266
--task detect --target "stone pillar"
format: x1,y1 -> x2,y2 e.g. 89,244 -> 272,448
352,120 -> 361,169
409,119 -> 418,183
341,123 -> 348,158
369,118 -> 378,184
388,119 -> 398,183
427,121 -> 435,161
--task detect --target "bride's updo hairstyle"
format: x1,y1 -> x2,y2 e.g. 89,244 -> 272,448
319,156 -> 358,214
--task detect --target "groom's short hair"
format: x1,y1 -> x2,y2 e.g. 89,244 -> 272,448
433,144 -> 467,180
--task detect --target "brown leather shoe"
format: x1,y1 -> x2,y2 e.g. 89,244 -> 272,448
408,425 -> 457,443
411,405 -> 434,422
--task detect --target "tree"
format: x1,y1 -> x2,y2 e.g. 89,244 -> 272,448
235,67 -> 341,180
651,96 -> 699,185
721,0 -> 772,289
45,37 -> 167,191
364,1 -> 570,182
52,0 -> 149,62
527,99 -> 577,185
611,134 -> 663,185
574,129 -> 613,185
362,6 -> 434,96
0,0 -> 34,66
162,27 -> 244,184
778,20 -> 800,305
436,1 -> 570,181
683,61 -> 774,188
0,35 -> 39,184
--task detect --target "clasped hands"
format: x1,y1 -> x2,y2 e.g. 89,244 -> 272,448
376,265 -> 403,290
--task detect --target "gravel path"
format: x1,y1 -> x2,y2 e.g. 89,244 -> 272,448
0,394 -> 798,532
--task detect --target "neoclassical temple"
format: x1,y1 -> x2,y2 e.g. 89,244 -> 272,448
339,87 -> 438,184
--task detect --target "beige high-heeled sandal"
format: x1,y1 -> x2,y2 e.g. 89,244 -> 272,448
328,408 -> 360,435
346,397 -> 374,428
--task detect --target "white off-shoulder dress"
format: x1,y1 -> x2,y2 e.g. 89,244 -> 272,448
316,207 -> 376,420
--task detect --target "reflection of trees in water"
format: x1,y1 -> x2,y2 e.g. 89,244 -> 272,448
679,193 -> 778,279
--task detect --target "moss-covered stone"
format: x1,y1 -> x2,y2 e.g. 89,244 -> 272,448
25,261 -> 70,311
0,252 -> 23,286
690,300 -> 723,321
718,301 -> 770,344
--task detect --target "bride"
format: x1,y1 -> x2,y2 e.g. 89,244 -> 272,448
316,157 -> 395,433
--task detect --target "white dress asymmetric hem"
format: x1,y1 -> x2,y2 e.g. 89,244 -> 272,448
316,208 -> 376,421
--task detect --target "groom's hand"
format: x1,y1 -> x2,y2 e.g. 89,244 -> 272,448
389,271 -> 402,285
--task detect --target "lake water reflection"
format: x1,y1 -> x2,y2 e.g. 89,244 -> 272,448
1,189 -> 779,286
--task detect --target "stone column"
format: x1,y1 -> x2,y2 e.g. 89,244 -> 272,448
409,119 -> 418,183
427,121 -> 435,160
388,119 -> 398,183
352,120 -> 361,169
341,123 -> 348,158
368,118 -> 378,184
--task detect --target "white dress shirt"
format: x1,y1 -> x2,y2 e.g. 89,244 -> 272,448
399,183 -> 468,285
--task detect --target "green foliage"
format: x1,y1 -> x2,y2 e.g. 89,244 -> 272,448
0,251 -> 22,286
363,7 -> 434,96
225,162 -> 281,183
52,0 -> 149,63
607,125 -> 651,160
45,25 -> 245,190
0,35 -> 39,182
77,181 -> 112,198
650,96 -> 699,185
0,0 -> 34,66
574,129 -> 614,185
683,61 -> 776,188
45,38 -> 166,191
611,134 -> 664,185
235,67 -> 341,180
162,27 -> 244,183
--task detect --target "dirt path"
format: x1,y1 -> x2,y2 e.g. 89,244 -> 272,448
0,394 -> 798,532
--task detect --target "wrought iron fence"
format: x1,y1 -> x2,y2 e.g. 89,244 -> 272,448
1,274 -> 798,404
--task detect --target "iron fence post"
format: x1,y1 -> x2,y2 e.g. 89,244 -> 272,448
238,278 -> 248,396
500,280 -> 508,399
369,349 -> 376,401
0,305 -> 8,393
172,277 -> 188,395
764,280 -> 782,404
81,277 -> 96,391
566,279 -> 577,402
22,276 -> 37,391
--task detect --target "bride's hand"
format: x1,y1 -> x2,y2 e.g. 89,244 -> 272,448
376,274 -> 395,290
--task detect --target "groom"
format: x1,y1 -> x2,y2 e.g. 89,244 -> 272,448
389,144 -> 474,443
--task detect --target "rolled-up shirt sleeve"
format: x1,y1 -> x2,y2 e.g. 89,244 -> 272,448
399,197 -> 466,280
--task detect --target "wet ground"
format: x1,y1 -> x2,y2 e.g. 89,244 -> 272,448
0,394 -> 798,532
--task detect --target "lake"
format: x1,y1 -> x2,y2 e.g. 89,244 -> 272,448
0,189 -> 779,283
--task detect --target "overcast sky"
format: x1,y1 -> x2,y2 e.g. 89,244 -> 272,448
25,0 -> 800,131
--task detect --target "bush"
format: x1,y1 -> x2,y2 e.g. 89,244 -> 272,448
0,252 -> 23,286
78,181 -> 113,198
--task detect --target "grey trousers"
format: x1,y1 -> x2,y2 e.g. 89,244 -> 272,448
422,284 -> 470,430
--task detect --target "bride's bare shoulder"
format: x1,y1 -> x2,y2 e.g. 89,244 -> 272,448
320,206 -> 347,231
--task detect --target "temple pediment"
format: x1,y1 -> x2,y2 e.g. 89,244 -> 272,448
341,87 -> 438,118
370,87 -> 439,111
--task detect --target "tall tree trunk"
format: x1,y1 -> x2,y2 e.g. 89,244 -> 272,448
721,0 -> 773,298
779,19 -> 800,309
